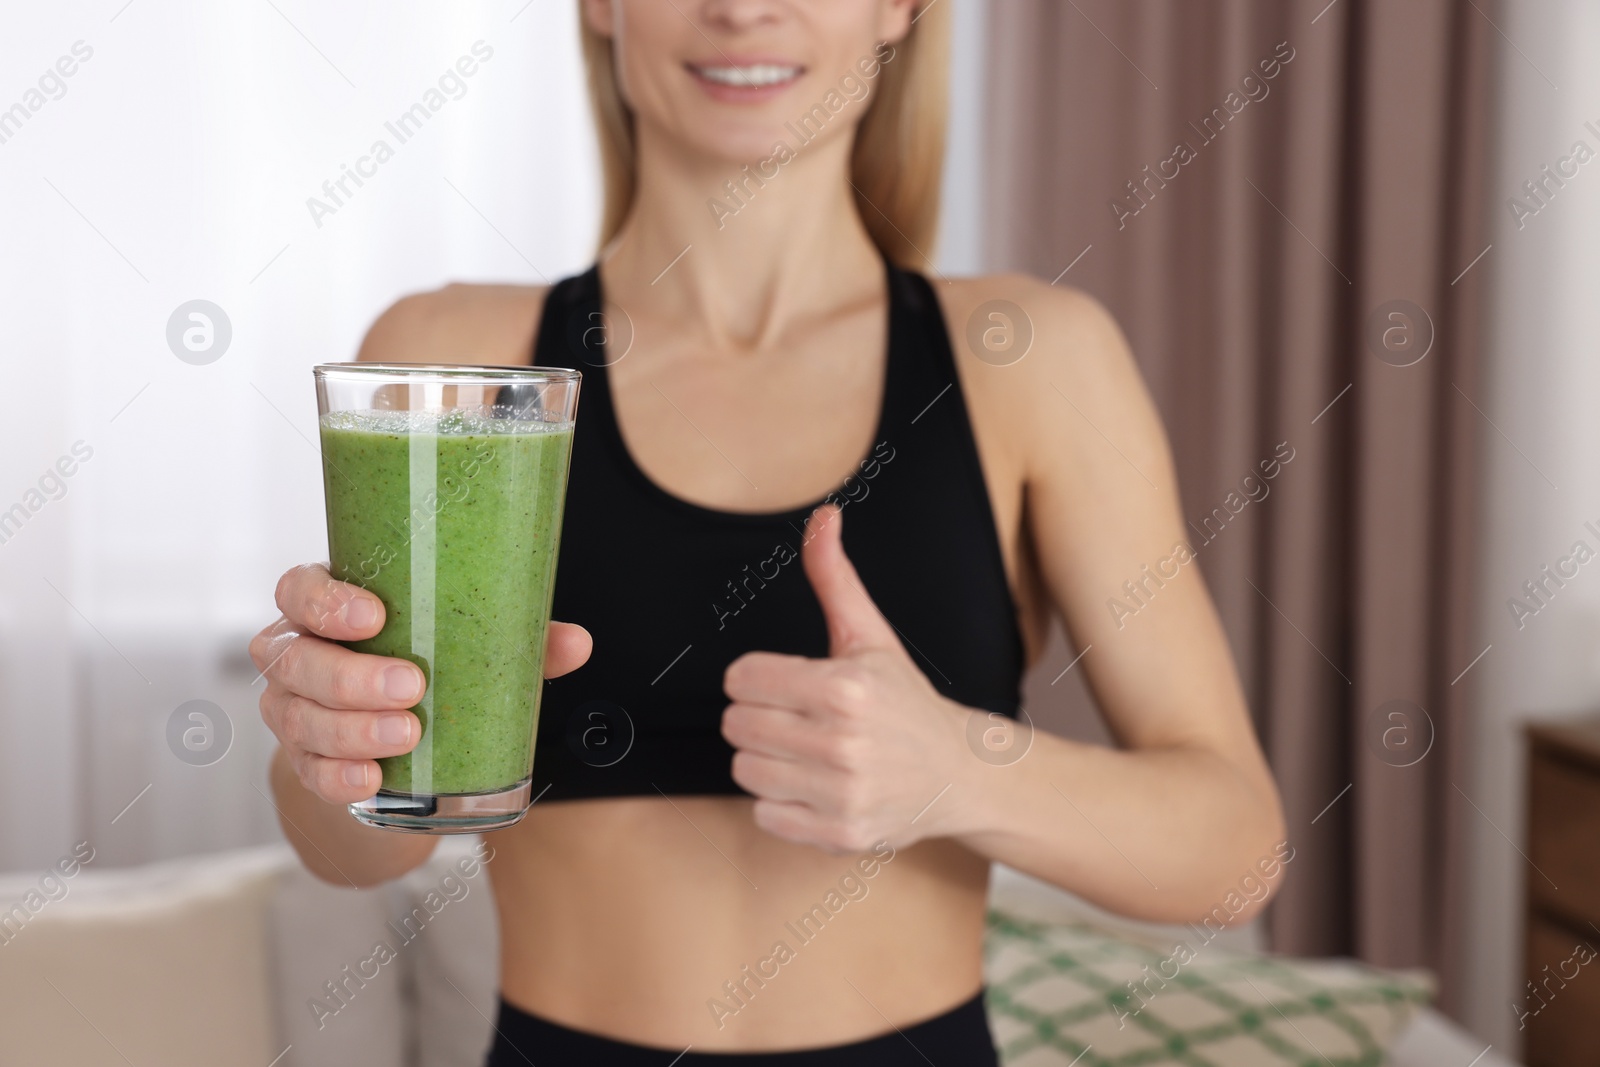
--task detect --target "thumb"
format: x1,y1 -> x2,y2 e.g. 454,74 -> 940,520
802,504 -> 899,656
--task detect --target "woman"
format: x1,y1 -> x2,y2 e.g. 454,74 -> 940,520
250,1 -> 1286,1063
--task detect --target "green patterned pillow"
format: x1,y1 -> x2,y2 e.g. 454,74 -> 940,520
984,909 -> 1433,1067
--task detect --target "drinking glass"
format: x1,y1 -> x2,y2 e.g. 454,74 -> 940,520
313,363 -> 580,833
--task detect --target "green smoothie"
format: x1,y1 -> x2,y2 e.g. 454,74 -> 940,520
319,409 -> 572,796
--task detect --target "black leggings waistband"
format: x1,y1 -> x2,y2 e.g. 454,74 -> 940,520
485,989 -> 999,1066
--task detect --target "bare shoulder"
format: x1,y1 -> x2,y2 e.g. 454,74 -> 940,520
935,272 -> 1131,386
934,272 -> 1162,479
356,282 -> 549,366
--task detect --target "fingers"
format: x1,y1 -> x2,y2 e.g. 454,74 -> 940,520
264,563 -> 588,690
723,651 -> 839,711
275,563 -> 386,640
749,799 -> 858,856
262,631 -> 426,711
722,702 -> 835,762
293,751 -> 383,805
731,749 -> 845,805
545,622 -> 593,679
800,504 -> 899,656
264,690 -> 419,761
263,685 -> 416,804
258,565 -> 586,809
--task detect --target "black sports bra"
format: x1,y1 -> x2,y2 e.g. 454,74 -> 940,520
529,258 -> 1024,800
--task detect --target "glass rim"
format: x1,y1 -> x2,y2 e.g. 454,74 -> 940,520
313,362 -> 581,384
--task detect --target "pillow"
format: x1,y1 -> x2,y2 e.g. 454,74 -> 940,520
0,847 -> 283,1067
984,909 -> 1433,1067
268,837 -> 500,1067
266,862 -> 411,1067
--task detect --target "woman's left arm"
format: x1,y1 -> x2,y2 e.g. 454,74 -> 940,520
721,279 -> 1286,925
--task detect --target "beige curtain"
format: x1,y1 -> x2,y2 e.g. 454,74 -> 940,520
990,0 -> 1496,1017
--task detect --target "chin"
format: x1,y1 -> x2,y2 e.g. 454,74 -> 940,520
639,59 -> 856,167
681,121 -> 816,168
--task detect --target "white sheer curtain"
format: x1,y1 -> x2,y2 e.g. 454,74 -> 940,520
0,0 -> 601,871
0,0 -> 990,872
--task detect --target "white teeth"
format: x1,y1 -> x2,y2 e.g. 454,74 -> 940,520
695,64 -> 800,87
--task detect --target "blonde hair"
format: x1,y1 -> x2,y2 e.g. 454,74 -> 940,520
579,2 -> 949,269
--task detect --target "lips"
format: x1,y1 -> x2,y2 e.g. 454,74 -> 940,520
685,59 -> 806,101
688,63 -> 803,87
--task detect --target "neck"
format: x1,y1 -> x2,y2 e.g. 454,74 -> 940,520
602,122 -> 885,350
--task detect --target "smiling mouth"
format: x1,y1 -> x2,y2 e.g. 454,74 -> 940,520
686,63 -> 805,89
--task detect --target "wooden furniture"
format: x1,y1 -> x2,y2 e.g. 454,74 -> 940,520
1523,719 -> 1600,1064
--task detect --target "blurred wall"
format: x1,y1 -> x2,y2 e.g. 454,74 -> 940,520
1466,0 -> 1600,1049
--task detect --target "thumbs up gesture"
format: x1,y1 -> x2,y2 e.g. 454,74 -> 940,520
721,504 -> 972,853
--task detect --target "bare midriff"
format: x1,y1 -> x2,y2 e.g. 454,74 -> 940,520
485,795 -> 990,1052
